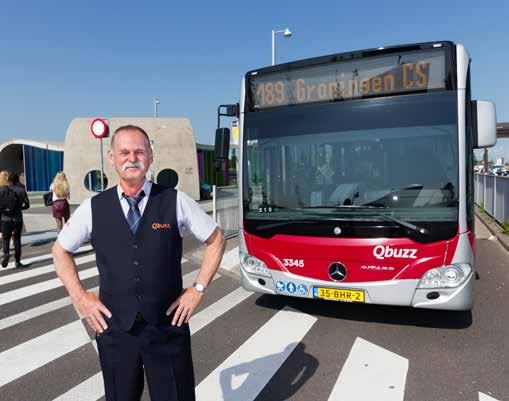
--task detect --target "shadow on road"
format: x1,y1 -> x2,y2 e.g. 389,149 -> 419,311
219,343 -> 318,401
255,294 -> 472,329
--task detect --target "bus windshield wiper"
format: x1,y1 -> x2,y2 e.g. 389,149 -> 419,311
309,205 -> 429,235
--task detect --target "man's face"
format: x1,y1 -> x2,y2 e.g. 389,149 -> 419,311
108,129 -> 153,183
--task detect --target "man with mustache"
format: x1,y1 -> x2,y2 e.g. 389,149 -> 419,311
53,125 -> 226,401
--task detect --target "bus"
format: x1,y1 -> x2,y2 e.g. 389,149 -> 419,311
216,41 -> 497,310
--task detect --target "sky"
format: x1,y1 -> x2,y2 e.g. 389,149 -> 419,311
0,0 -> 508,159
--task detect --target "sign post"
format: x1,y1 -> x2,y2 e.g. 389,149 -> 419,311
90,118 -> 109,192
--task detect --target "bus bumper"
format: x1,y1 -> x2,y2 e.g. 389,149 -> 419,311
240,267 -> 474,311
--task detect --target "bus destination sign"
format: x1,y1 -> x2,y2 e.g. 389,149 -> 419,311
248,49 -> 448,109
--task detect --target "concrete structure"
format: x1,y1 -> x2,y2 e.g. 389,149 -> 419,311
64,118 -> 200,204
0,139 -> 64,191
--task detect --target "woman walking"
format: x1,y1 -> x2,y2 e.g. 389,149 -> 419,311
0,172 -> 30,268
50,172 -> 70,232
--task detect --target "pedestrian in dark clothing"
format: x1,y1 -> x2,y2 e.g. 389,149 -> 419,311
1,172 -> 30,268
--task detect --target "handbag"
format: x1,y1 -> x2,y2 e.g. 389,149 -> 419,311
43,192 -> 53,207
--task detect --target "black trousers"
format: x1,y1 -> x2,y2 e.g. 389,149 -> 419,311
2,221 -> 23,262
96,316 -> 195,401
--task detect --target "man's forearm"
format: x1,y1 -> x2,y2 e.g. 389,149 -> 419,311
52,241 -> 86,301
195,228 -> 226,287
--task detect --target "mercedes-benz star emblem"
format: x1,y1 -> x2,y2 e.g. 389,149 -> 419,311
328,262 -> 347,282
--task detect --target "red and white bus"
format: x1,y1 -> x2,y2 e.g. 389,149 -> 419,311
217,41 -> 497,310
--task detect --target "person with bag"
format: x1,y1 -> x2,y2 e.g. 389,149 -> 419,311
0,171 -> 8,243
1,172 -> 30,268
50,172 -> 70,232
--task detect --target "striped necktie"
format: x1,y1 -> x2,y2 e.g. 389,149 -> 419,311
123,190 -> 145,234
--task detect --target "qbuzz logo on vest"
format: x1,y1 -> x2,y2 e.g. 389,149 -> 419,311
152,223 -> 172,230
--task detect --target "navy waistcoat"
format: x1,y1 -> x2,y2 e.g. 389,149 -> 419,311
91,184 -> 183,331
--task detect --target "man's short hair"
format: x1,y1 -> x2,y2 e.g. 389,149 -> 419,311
111,125 -> 151,148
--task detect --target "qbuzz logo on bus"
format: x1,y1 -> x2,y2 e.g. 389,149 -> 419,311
373,245 -> 418,260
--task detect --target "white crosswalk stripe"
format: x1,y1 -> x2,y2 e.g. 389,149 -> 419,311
327,337 -> 408,401
0,257 -> 188,306
479,392 -> 501,401
0,320 -> 90,387
0,257 -> 197,330
52,372 -> 104,401
2,244 -> 93,270
0,254 -> 96,286
0,266 -> 99,306
190,287 -> 252,335
219,246 -> 240,273
195,307 -> 317,401
0,292 -> 81,330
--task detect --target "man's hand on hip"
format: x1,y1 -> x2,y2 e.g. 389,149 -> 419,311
75,291 -> 112,333
166,288 -> 204,327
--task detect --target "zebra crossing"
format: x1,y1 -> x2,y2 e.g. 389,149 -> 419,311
0,244 -> 504,401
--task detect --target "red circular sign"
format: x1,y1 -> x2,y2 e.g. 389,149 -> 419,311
90,118 -> 109,139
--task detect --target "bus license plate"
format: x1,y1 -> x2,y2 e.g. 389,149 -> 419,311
313,287 -> 365,303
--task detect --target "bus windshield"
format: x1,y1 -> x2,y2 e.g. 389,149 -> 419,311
243,91 -> 458,223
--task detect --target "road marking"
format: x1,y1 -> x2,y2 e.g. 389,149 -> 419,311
195,307 -> 316,401
0,294 -> 75,330
0,266 -> 99,306
190,287 -> 252,335
327,337 -> 408,401
0,262 -> 205,330
2,244 -> 94,270
52,372 -> 104,401
0,257 -> 189,306
0,254 -> 96,286
220,246 -> 239,273
0,320 -> 90,387
479,392 -> 501,401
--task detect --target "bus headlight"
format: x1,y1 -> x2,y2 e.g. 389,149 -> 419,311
240,253 -> 272,277
417,264 -> 472,289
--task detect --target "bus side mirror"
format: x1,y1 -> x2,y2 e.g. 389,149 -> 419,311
473,100 -> 497,149
215,128 -> 230,160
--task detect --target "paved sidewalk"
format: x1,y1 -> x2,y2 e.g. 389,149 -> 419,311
475,206 -> 509,252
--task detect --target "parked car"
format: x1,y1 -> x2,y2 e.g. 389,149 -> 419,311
492,166 -> 508,176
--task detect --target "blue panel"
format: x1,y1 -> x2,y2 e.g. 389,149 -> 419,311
24,145 -> 64,191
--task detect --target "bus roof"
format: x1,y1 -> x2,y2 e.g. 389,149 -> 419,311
246,41 -> 455,78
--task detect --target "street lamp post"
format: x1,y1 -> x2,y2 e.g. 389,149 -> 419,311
271,27 -> 292,66
153,96 -> 160,118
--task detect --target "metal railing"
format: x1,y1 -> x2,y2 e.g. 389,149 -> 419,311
475,173 -> 509,225
212,185 -> 239,238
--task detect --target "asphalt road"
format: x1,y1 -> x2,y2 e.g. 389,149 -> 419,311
0,219 -> 507,401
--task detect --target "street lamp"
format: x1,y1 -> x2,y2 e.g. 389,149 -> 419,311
272,27 -> 292,66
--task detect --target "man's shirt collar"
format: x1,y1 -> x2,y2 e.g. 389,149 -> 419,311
117,179 -> 152,200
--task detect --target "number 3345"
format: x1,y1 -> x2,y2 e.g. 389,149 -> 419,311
283,259 -> 304,268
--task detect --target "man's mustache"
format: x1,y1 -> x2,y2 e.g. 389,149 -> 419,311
122,162 -> 145,171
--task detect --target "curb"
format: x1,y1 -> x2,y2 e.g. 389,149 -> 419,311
475,206 -> 509,252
